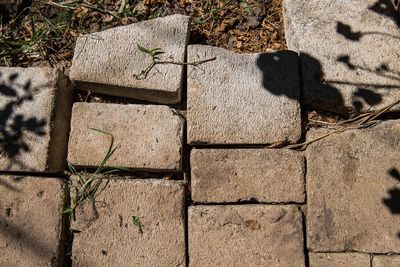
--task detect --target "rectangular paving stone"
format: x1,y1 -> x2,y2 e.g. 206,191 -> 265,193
189,205 -> 305,266
0,175 -> 66,266
0,67 -> 73,172
306,120 -> 400,253
309,253 -> 370,267
373,255 -> 400,267
187,45 -> 302,145
70,15 -> 189,104
68,103 -> 184,171
191,148 -> 305,203
71,178 -> 185,267
283,0 -> 400,115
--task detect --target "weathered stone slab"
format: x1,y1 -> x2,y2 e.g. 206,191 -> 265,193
187,45 -> 302,145
373,255 -> 400,267
191,148 -> 305,203
68,103 -> 184,171
189,205 -> 305,266
71,178 -> 185,267
0,67 -> 73,172
306,120 -> 400,253
309,253 -> 370,267
69,15 -> 189,104
283,0 -> 400,115
0,175 -> 66,266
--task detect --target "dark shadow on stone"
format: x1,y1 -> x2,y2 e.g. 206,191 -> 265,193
383,168 -> 400,218
354,88 -> 383,106
255,50 -> 301,101
336,20 -> 400,41
369,0 -> 400,28
336,22 -> 363,41
0,71 -> 47,169
299,53 -> 348,114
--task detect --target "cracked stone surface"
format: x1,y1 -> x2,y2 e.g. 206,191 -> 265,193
306,120 -> 400,253
189,205 -> 305,266
0,175 -> 66,267
191,148 -> 305,203
309,253 -> 370,267
71,178 -> 185,267
187,45 -> 302,145
283,0 -> 400,115
69,15 -> 189,104
68,103 -> 184,171
0,67 -> 73,172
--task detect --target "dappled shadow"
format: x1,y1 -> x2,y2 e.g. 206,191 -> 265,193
268,0 -> 400,116
369,0 -> 400,28
382,168 -> 400,238
255,50 -> 389,116
0,219 -> 58,263
0,71 -> 47,170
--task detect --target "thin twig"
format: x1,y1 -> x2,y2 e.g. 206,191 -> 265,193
282,99 -> 400,150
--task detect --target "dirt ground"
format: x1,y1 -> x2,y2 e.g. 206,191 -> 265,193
0,0 -> 286,68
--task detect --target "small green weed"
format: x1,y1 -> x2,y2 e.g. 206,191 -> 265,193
63,128 -> 127,222
134,44 -> 216,79
132,215 -> 143,234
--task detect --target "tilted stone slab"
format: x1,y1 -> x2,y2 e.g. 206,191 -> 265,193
309,253 -> 370,267
191,148 -> 305,203
187,45 -> 302,145
68,103 -> 184,171
71,178 -> 185,267
283,0 -> 400,115
306,120 -> 400,252
0,67 -> 73,172
0,175 -> 66,266
373,255 -> 400,267
189,205 -> 305,266
69,15 -> 189,104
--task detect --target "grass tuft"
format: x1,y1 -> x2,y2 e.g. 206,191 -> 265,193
63,128 -> 127,222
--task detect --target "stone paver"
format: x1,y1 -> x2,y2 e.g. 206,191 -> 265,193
283,0 -> 400,115
0,67 -> 73,172
71,178 -> 185,267
191,148 -> 305,203
189,205 -> 304,266
0,175 -> 66,266
373,255 -> 400,267
187,45 -> 302,145
68,103 -> 184,171
306,120 -> 400,253
309,253 -> 370,267
69,15 -> 189,104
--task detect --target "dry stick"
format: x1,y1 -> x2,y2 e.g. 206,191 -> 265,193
134,57 -> 217,80
284,99 -> 400,150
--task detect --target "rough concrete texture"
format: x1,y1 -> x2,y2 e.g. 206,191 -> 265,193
373,255 -> 400,267
0,175 -> 66,266
68,103 -> 184,171
0,67 -> 73,172
283,0 -> 400,115
191,148 -> 305,203
306,120 -> 400,253
309,253 -> 370,267
187,45 -> 302,145
69,15 -> 189,104
189,205 -> 304,266
71,178 -> 185,267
